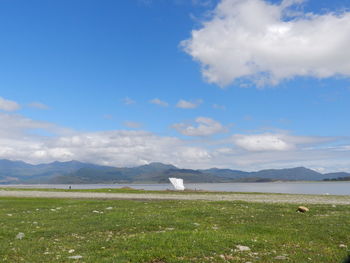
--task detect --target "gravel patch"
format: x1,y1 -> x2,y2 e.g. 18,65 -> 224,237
1,190 -> 350,204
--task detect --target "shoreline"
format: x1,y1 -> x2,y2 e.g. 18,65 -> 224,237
1,189 -> 350,204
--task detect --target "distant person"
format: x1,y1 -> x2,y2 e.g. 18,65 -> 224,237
69,186 -> 71,190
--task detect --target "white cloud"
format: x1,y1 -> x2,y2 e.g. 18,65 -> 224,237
0,97 -> 20,111
123,97 -> 136,105
231,132 -> 332,152
0,112 -> 70,138
123,121 -> 142,128
0,112 -> 349,172
182,0 -> 350,86
232,133 -> 294,151
176,99 -> 202,109
0,113 -> 213,168
149,98 -> 169,107
173,117 -> 227,136
28,102 -> 49,110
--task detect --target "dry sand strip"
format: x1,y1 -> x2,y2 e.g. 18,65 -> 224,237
1,190 -> 350,204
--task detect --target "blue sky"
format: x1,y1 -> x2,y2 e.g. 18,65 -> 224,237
0,0 -> 350,172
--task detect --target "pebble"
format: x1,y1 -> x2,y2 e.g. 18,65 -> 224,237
68,249 -> 75,253
339,244 -> 347,248
236,245 -> 251,251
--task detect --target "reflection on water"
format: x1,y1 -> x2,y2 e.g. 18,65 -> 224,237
2,181 -> 350,195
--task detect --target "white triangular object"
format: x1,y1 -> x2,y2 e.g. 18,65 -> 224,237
169,177 -> 185,191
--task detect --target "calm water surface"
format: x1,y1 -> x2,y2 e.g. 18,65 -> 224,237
2,182 -> 350,195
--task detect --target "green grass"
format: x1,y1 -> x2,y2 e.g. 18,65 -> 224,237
0,197 -> 349,262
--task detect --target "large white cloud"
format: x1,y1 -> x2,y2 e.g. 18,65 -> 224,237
173,117 -> 227,136
182,0 -> 350,86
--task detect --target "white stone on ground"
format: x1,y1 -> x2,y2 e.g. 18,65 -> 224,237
15,232 -> 25,240
236,245 -> 250,251
68,255 -> 83,259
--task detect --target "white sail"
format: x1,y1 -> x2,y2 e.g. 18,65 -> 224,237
169,177 -> 185,191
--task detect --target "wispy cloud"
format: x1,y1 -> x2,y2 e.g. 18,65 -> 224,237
173,117 -> 227,136
149,98 -> 169,107
0,97 -> 20,112
176,99 -> 202,109
28,102 -> 49,110
212,104 -> 225,110
123,121 -> 143,129
123,97 -> 136,105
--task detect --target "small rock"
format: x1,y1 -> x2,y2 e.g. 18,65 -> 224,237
7,214 -> 13,216
236,245 -> 251,251
68,255 -> 83,259
297,206 -> 309,213
15,232 -> 25,240
92,210 -> 100,213
339,244 -> 347,248
68,249 -> 75,253
105,207 -> 113,210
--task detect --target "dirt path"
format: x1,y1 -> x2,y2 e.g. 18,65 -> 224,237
1,190 -> 350,204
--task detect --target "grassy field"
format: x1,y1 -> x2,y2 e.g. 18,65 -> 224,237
0,196 -> 349,262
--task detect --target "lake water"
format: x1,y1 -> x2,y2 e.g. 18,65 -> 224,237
2,181 -> 350,195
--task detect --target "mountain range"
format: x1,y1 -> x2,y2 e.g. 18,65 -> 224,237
0,159 -> 349,184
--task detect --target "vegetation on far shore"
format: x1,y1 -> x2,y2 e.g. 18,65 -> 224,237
0,186 -> 346,198
1,196 -> 349,262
